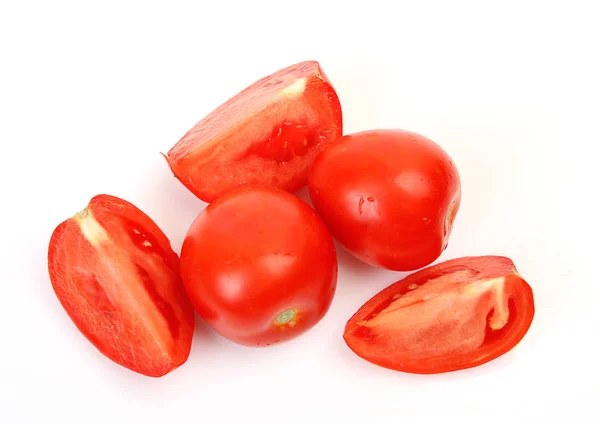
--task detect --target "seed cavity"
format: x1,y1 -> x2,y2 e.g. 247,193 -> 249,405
247,121 -> 315,163
75,273 -> 116,312
136,265 -> 180,338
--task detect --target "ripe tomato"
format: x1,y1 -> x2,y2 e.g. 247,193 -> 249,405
166,60 -> 343,203
343,256 -> 535,374
180,186 -> 338,347
308,129 -> 461,271
47,194 -> 194,377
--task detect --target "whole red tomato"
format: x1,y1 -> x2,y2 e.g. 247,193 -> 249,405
308,129 -> 461,271
180,186 -> 338,347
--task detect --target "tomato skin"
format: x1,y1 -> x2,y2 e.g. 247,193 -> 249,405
166,60 -> 343,203
343,256 -> 535,374
308,129 -> 461,272
47,194 -> 194,377
180,186 -> 338,347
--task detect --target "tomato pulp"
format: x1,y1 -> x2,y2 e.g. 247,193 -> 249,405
180,186 -> 338,347
308,129 -> 461,271
47,195 -> 194,377
343,256 -> 535,374
166,60 -> 343,203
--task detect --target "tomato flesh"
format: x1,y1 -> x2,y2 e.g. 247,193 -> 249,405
343,256 -> 535,374
180,186 -> 338,347
47,194 -> 194,377
308,129 -> 461,271
166,60 -> 343,203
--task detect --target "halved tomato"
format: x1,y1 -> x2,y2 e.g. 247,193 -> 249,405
165,60 -> 343,203
47,194 -> 194,377
343,256 -> 535,374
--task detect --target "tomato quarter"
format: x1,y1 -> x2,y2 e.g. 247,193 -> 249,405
166,60 -> 343,203
343,256 -> 535,374
180,186 -> 338,347
308,129 -> 461,271
47,194 -> 194,377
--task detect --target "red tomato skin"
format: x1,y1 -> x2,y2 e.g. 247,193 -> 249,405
166,60 -> 343,203
308,129 -> 461,272
343,256 -> 535,374
180,186 -> 338,347
47,195 -> 194,377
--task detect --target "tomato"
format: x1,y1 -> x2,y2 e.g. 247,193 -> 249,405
343,256 -> 535,374
47,194 -> 194,377
308,129 -> 461,272
165,60 -> 343,203
180,186 -> 338,347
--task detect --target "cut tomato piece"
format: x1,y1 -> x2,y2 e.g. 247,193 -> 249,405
343,256 -> 535,374
47,194 -> 194,377
165,60 -> 343,203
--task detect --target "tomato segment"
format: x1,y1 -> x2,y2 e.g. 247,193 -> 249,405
166,60 -> 343,203
343,256 -> 535,374
47,195 -> 194,377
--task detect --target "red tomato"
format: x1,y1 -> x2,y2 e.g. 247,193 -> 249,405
47,195 -> 194,377
343,256 -> 535,374
180,186 -> 338,347
308,129 -> 461,271
166,60 -> 343,203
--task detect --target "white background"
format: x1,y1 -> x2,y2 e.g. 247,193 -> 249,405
1,1 -> 598,423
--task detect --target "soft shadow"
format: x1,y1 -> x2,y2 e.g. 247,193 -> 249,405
335,241 -> 380,278
294,186 -> 313,207
336,334 -> 517,386
192,313 -> 222,344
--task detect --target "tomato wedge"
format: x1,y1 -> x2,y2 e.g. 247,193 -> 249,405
165,60 -> 343,203
343,256 -> 535,374
47,194 -> 194,377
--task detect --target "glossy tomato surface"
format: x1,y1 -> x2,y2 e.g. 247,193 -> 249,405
166,60 -> 343,203
343,256 -> 535,374
308,129 -> 461,271
180,186 -> 338,347
47,195 -> 194,377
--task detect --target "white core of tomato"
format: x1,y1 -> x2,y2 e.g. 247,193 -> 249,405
280,78 -> 307,97
74,208 -> 109,246
463,277 -> 509,329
